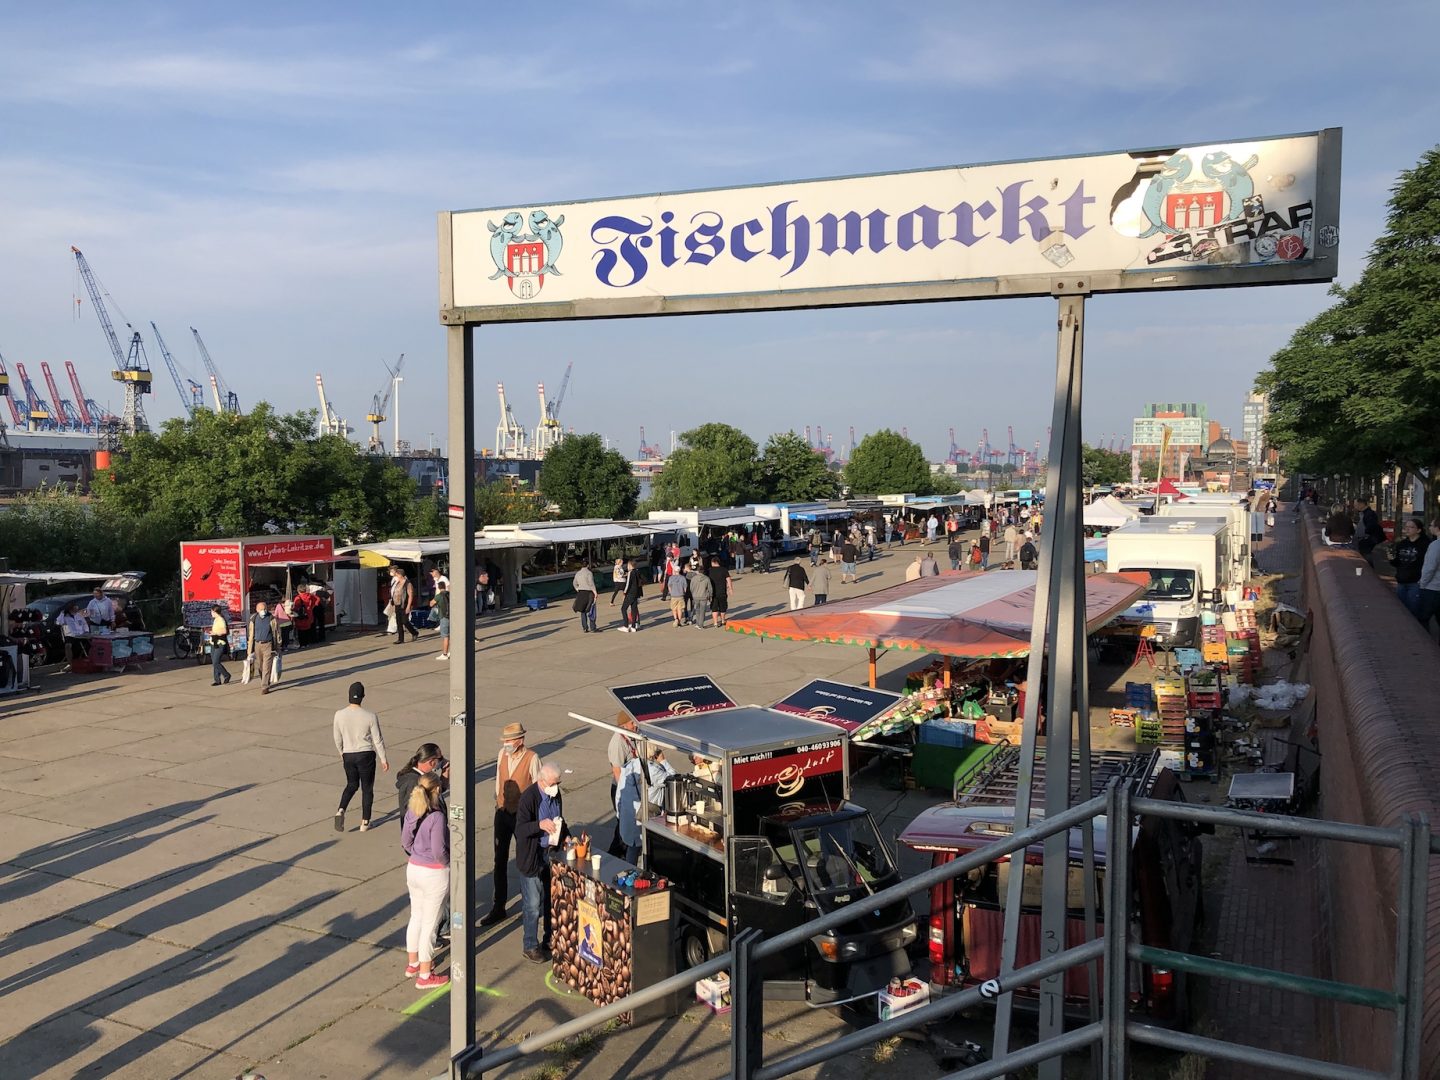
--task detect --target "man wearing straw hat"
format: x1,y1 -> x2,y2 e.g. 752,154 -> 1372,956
480,722 -> 541,927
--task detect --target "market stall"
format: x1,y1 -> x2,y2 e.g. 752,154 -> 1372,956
1083,494 -> 1140,531
480,520 -> 683,603
179,536 -> 338,631
336,535 -> 547,623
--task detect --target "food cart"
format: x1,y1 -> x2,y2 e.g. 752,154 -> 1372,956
570,675 -> 918,1006
178,536 -> 338,631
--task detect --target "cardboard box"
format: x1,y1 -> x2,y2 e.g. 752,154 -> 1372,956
695,972 -> 731,1014
878,977 -> 930,1020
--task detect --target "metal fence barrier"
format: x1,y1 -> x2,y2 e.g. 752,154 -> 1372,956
448,782 -> 1431,1080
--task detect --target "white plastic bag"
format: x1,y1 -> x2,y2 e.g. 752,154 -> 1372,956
242,655 -> 253,685
270,653 -> 282,685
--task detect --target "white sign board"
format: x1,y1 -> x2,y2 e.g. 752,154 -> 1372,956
440,129 -> 1340,324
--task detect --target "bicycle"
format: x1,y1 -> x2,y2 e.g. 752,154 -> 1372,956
171,625 -> 208,663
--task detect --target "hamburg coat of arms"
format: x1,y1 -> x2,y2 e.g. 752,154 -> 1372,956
487,209 -> 564,299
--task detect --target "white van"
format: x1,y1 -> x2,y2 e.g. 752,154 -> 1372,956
1105,518 -> 1231,649
1155,497 -> 1251,586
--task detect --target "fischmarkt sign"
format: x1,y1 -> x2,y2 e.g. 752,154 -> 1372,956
439,128 -> 1340,324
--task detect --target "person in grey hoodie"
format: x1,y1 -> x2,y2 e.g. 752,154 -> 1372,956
688,562 -> 713,628
572,562 -> 599,633
333,681 -> 389,832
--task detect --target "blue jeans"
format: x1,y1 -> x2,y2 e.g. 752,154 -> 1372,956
1396,582 -> 1422,617
210,639 -> 228,682
843,561 -> 856,578
734,553 -> 745,572
981,553 -> 989,569
950,558 -> 960,570
810,548 -> 819,566
520,869 -> 549,951
578,601 -> 597,631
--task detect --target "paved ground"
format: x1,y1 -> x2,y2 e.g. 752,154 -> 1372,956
0,544 -> 966,1080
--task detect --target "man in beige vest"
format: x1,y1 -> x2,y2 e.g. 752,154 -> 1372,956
481,722 -> 541,926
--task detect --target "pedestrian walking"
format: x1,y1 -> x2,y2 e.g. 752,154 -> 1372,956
401,773 -> 450,988
515,762 -> 568,963
809,528 -> 822,566
729,533 -> 746,574
979,533 -> 991,570
666,564 -> 688,626
784,561 -> 809,610
920,552 -> 940,577
208,604 -> 232,686
430,581 -> 451,660
707,555 -> 732,627
841,539 -> 858,583
905,553 -> 924,581
390,567 -> 418,644
926,514 -> 939,546
1354,497 -> 1383,563
948,536 -> 964,571
246,600 -> 279,695
1004,523 -> 1020,567
481,723 -> 539,926
1020,536 -> 1039,570
333,681 -> 389,832
617,557 -> 644,632
810,560 -> 831,605
688,561 -> 713,627
969,542 -> 983,570
572,561 -> 599,633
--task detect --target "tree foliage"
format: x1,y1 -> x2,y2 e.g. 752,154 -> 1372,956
759,431 -> 841,502
539,433 -> 640,519
93,404 -> 420,541
651,423 -> 763,509
1258,146 -> 1440,502
1082,444 -> 1131,486
472,482 -> 537,528
844,429 -> 931,495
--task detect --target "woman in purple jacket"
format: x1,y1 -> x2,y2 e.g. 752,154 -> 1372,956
402,773 -> 450,988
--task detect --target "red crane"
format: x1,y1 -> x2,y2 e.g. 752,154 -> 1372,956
65,362 -> 95,428
0,357 -> 23,427
41,362 -> 81,430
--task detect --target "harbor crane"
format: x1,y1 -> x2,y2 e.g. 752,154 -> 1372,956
315,374 -> 350,438
151,322 -> 205,417
71,246 -> 152,433
41,362 -> 85,430
495,383 -> 527,457
366,354 -> 405,452
533,361 -> 572,457
637,426 -> 662,461
14,363 -> 54,429
0,354 -> 24,428
190,328 -> 239,414
65,362 -> 110,428
948,427 -> 962,465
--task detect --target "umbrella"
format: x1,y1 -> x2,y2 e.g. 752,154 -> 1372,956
725,569 -> 1147,685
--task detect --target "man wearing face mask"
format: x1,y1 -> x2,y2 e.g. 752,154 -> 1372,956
515,761 -> 568,962
480,723 -> 540,927
246,600 -> 280,695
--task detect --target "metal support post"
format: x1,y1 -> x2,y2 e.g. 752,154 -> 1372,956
447,323 -> 478,1063
1395,814 -> 1428,1078
732,928 -> 765,1080
993,285 -> 1089,1075
1102,780 -> 1132,1079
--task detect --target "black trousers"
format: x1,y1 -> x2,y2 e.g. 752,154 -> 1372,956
492,807 -> 517,906
339,751 -> 377,819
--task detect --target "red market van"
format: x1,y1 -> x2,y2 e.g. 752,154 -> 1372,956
898,746 -> 1205,1027
179,536 -> 337,624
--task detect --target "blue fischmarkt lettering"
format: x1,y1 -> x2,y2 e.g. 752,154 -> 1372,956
589,180 -> 1096,288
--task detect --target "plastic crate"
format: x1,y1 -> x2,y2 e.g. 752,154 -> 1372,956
525,598 -> 549,611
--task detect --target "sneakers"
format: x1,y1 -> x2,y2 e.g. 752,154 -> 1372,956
415,971 -> 449,989
479,906 -> 507,927
435,653 -> 449,660
522,947 -> 550,964
405,961 -> 421,978
359,821 -> 370,832
333,810 -> 345,832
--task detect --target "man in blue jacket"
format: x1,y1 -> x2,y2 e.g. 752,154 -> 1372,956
514,762 -> 569,963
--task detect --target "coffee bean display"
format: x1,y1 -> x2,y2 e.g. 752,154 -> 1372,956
548,855 -> 677,1024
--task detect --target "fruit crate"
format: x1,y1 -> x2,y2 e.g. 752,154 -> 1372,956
1135,718 -> 1164,744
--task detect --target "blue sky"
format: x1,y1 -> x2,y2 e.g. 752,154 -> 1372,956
3,1 -> 1436,462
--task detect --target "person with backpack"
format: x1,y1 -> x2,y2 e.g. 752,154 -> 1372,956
1019,536 -> 1039,570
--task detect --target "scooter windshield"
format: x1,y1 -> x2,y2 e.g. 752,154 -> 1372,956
787,813 -> 895,905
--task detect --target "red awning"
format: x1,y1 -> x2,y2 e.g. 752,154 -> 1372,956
1156,478 -> 1188,499
724,569 -> 1147,658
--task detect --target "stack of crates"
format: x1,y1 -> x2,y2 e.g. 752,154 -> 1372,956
1183,670 -> 1221,780
1201,624 -> 1229,666
1226,629 -> 1261,684
1153,676 -> 1188,746
1126,682 -> 1162,744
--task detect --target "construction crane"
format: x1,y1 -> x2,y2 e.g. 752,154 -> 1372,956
947,427 -> 962,465
14,363 -> 54,429
637,426 -> 662,461
315,374 -> 350,438
495,383 -> 527,457
190,328 -> 239,414
366,354 -> 405,452
151,323 -> 204,417
848,426 -> 857,458
40,362 -> 84,431
0,354 -> 22,428
65,362 -> 108,429
1007,426 -> 1022,468
71,246 -> 152,433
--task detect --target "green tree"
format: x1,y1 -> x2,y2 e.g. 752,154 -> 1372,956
759,431 -> 841,502
651,423 -> 762,509
539,433 -> 640,518
93,403 -> 422,541
1082,444 -> 1131,486
472,482 -> 536,527
844,429 -> 931,495
1258,146 -> 1440,503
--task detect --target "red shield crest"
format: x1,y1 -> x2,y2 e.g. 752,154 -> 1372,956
1164,190 -> 1226,231
506,241 -> 546,298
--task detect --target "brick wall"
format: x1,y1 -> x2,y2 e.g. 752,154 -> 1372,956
1299,508 -> 1440,1075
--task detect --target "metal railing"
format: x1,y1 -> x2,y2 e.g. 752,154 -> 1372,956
448,783 -> 1432,1080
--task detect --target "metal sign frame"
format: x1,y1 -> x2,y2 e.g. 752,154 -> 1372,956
439,129 -> 1342,1078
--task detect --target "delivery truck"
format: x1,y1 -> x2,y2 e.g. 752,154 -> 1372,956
1103,517 -> 1231,649
1155,496 -> 1252,586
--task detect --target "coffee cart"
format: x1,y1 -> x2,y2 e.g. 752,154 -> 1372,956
572,675 -> 918,1006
